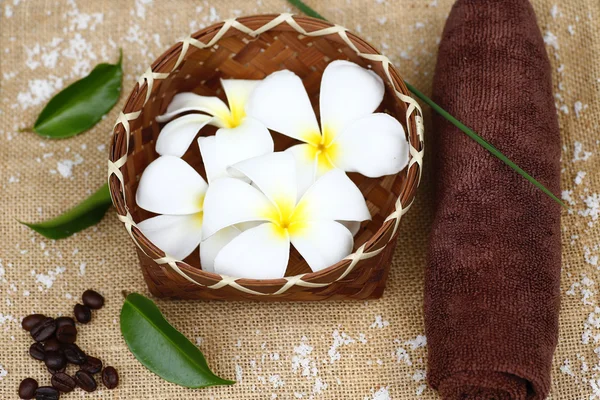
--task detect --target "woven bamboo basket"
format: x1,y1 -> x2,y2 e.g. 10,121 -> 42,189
108,14 -> 424,301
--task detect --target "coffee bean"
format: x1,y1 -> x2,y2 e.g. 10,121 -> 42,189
29,343 -> 45,361
34,386 -> 60,400
55,325 -> 77,344
44,351 -> 66,371
63,344 -> 87,365
73,304 -> 91,324
18,378 -> 38,399
82,290 -> 104,309
30,318 -> 56,342
50,372 -> 75,393
22,314 -> 46,332
74,370 -> 97,392
43,338 -> 61,353
80,356 -> 102,374
46,366 -> 66,375
101,366 -> 119,389
54,317 -> 75,329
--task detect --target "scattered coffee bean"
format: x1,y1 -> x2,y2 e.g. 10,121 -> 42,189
22,314 -> 46,332
44,351 -> 66,371
29,343 -> 45,361
43,338 -> 61,353
34,386 -> 60,400
101,366 -> 119,389
18,378 -> 38,399
63,344 -> 87,365
20,290 -> 112,398
82,290 -> 104,309
73,304 -> 91,324
50,372 -> 76,393
54,317 -> 75,329
80,356 -> 102,374
30,318 -> 56,342
55,325 -> 77,344
74,370 -> 97,392
46,366 -> 66,375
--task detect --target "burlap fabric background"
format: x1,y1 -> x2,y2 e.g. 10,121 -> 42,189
0,0 -> 598,398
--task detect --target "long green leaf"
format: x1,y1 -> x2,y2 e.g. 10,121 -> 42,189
405,83 -> 565,206
31,50 -> 123,138
287,0 -> 325,19
285,0 -> 564,207
20,183 -> 112,239
120,293 -> 235,389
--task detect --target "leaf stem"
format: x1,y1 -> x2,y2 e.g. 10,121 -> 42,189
285,0 -> 564,207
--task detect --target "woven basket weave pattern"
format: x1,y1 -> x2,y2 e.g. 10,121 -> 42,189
108,14 -> 424,301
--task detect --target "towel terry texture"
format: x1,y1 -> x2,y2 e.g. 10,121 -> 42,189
425,0 -> 562,399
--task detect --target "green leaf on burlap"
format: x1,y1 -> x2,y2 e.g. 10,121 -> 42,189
20,183 -> 112,239
120,293 -> 235,389
31,50 -> 123,139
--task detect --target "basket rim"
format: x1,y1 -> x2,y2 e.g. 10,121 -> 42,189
108,13 -> 424,294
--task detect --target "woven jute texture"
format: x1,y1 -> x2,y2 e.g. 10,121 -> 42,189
0,1 -> 597,399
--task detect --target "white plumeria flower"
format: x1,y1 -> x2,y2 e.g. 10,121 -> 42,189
202,152 -> 371,279
246,60 -> 409,197
135,154 -> 240,269
155,79 -> 274,179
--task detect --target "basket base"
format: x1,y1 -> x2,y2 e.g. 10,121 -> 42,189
135,237 -> 397,302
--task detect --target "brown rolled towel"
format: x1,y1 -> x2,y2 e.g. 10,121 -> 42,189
425,0 -> 562,399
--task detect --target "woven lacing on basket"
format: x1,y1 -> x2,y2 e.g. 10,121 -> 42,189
107,13 -> 425,296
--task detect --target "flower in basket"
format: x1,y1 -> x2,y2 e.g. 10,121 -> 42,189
247,60 -> 409,196
201,152 -> 371,279
135,154 -> 239,262
155,79 -> 273,179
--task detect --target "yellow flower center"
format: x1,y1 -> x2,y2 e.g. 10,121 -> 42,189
304,126 -> 339,172
262,197 -> 307,239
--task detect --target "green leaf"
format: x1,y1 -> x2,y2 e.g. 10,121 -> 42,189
120,293 -> 235,389
286,0 -> 325,19
285,0 -> 564,207
20,183 -> 112,239
32,50 -> 123,138
404,83 -> 566,207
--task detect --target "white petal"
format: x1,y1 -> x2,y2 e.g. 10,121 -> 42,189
333,113 -> 409,177
215,117 -> 274,170
246,70 -> 321,144
136,156 -> 207,215
200,226 -> 241,273
320,60 -> 384,137
137,214 -> 203,260
231,152 -> 297,211
197,136 -> 228,182
156,92 -> 231,125
156,114 -> 213,157
339,220 -> 361,236
214,223 -> 290,279
290,220 -> 353,272
221,79 -> 258,122
202,178 -> 275,239
295,169 -> 371,222
286,144 -> 318,200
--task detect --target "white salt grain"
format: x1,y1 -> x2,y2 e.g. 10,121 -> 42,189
544,31 -> 559,51
573,141 -> 593,162
328,330 -> 355,363
36,266 -> 66,289
370,315 -> 389,329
